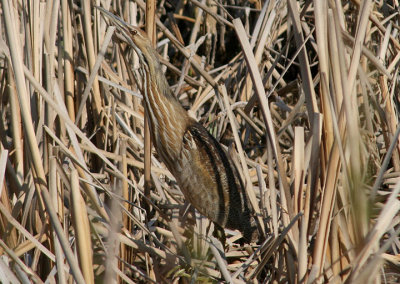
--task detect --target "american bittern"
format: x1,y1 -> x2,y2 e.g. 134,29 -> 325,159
99,8 -> 255,240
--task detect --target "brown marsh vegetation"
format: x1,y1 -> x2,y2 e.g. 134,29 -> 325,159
0,0 -> 399,283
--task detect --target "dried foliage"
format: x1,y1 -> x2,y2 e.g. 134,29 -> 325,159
0,0 -> 399,283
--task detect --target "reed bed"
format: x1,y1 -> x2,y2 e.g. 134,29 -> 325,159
0,0 -> 399,283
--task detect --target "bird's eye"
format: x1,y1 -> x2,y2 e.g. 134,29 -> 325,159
131,30 -> 138,36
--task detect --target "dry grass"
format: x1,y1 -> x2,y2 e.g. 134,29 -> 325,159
0,0 -> 399,283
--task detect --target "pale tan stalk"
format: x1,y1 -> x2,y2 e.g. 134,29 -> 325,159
62,0 -> 76,120
81,0 -> 102,118
49,155 -> 66,284
70,169 -> 94,283
144,0 -> 156,213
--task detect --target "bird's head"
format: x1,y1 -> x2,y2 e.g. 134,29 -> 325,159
97,6 -> 175,102
96,6 -> 156,67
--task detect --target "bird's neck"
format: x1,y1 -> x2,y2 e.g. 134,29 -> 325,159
141,59 -> 189,159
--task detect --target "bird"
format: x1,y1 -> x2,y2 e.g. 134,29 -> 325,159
98,7 -> 256,241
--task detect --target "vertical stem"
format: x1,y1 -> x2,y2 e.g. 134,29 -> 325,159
80,0 -> 102,119
62,0 -> 75,121
120,139 -> 129,273
144,5 -> 156,281
144,0 -> 156,204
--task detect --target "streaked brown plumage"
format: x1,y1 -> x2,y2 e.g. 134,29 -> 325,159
98,7 -> 255,240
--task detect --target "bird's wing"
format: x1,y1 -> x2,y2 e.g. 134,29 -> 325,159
174,121 -> 251,230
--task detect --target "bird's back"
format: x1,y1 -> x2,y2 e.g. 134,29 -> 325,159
167,119 -> 255,240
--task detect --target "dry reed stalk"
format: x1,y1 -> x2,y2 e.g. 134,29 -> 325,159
143,0 -> 156,221
0,0 -> 399,283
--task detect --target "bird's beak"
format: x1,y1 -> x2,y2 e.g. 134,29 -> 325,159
95,6 -> 135,47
